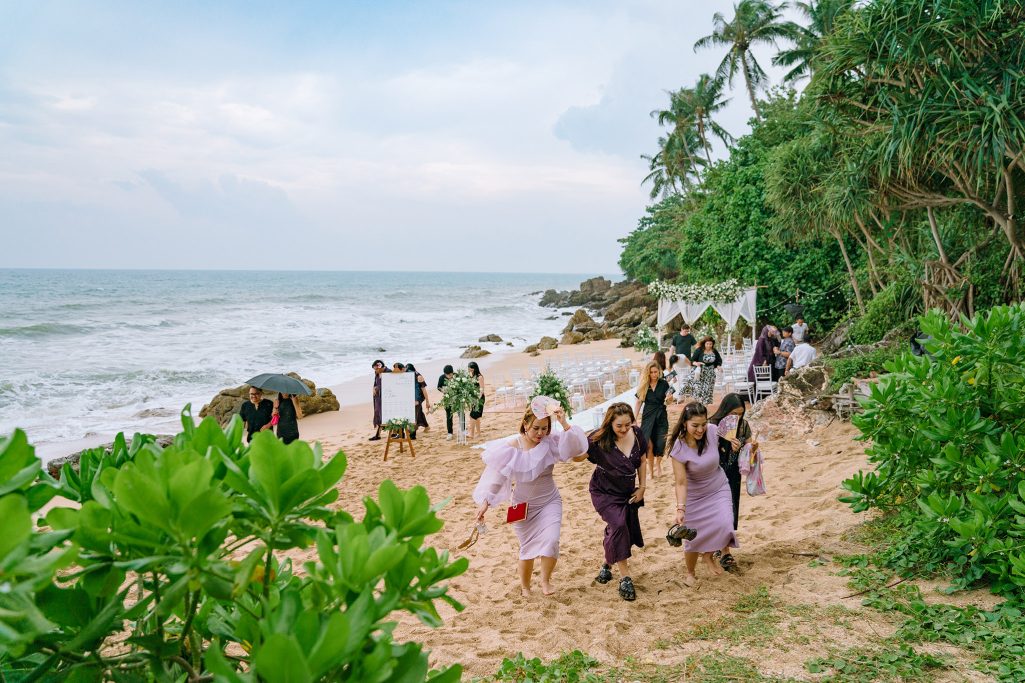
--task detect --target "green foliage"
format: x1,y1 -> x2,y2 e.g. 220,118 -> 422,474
631,327 -> 659,354
488,651 -> 601,683
622,94 -> 855,330
848,280 -> 919,345
841,303 -> 1025,595
0,410 -> 467,681
835,546 -> 1025,683
823,345 -> 900,393
530,369 -> 573,418
805,644 -> 948,682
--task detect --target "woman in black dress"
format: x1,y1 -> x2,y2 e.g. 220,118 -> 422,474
406,363 -> 430,438
633,360 -> 672,479
574,402 -> 648,601
274,392 -> 303,445
467,361 -> 486,441
708,392 -> 757,572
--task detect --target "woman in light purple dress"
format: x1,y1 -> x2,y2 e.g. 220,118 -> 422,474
473,404 -> 588,596
667,401 -> 738,585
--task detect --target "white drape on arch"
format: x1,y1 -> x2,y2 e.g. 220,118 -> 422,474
656,288 -> 758,328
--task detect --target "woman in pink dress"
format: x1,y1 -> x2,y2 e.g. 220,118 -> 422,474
667,401 -> 738,585
473,402 -> 588,596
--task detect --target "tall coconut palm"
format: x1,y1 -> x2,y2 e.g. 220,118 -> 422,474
694,0 -> 798,116
673,75 -> 734,163
773,0 -> 855,84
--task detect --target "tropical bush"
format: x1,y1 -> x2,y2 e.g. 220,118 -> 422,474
529,370 -> 573,418
841,303 -> 1025,595
0,411 -> 467,681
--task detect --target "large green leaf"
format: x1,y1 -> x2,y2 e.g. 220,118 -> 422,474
0,494 -> 31,561
253,634 -> 312,683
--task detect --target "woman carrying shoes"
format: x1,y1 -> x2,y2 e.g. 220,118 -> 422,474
574,402 -> 647,601
667,401 -> 738,585
473,399 -> 588,596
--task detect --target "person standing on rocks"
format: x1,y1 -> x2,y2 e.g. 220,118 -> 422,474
240,386 -> 274,444
671,324 -> 697,366
369,359 -> 389,441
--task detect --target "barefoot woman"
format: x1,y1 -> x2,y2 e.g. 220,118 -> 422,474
667,401 -> 738,585
473,400 -> 588,596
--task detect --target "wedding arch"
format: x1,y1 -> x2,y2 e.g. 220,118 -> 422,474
648,279 -> 758,349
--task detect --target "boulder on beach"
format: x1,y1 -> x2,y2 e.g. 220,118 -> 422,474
567,276 -> 613,307
199,373 -> 339,427
561,331 -> 585,345
539,289 -> 570,308
478,334 -> 503,343
537,336 -> 559,350
561,309 -> 596,334
461,345 -> 491,359
524,344 -> 538,354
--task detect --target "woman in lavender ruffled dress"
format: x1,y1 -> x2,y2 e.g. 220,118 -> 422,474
667,401 -> 738,586
473,402 -> 588,596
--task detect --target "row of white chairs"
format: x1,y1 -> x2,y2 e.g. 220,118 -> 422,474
493,357 -> 635,409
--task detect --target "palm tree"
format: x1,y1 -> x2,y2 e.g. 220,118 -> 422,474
773,0 -> 855,84
673,75 -> 734,164
693,0 -> 798,116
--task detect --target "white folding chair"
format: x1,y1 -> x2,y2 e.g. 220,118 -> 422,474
752,365 -> 776,401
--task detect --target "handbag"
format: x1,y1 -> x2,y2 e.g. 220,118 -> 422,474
746,448 -> 766,496
506,502 -> 528,523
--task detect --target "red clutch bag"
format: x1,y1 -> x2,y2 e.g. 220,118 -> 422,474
506,502 -> 528,524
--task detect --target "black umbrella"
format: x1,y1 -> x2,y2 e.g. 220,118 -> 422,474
244,373 -> 313,396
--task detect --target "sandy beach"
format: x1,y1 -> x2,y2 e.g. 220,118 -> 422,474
289,339 -> 883,679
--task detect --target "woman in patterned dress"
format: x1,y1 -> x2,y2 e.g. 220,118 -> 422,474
685,337 -> 723,405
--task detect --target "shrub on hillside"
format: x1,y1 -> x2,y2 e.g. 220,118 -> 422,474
848,281 -> 919,345
841,303 -> 1025,595
0,411 -> 466,681
824,345 -> 901,392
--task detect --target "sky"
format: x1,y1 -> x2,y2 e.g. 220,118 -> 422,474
0,1 -> 793,273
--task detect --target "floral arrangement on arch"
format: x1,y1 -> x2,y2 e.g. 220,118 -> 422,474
648,278 -> 745,303
529,369 -> 573,417
632,327 -> 660,354
436,370 -> 481,415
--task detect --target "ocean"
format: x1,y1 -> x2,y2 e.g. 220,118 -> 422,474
0,269 -> 596,455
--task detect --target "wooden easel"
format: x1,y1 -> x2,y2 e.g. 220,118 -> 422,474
383,427 -> 415,461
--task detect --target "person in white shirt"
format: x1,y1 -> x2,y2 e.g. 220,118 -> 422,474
791,317 -> 808,343
785,334 -> 818,374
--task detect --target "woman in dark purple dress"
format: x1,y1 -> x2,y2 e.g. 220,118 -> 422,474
575,402 -> 648,601
369,360 -> 387,441
747,326 -> 778,383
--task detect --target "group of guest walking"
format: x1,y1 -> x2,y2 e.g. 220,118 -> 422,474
472,392 -> 759,602
371,359 -> 486,441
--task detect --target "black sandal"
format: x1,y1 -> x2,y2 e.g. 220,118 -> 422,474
596,563 -> 613,584
720,553 -> 738,572
667,524 -> 698,544
619,576 -> 636,601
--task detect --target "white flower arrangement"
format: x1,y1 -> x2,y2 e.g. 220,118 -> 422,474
633,327 -> 660,354
648,279 -> 745,303
529,369 -> 573,417
437,370 -> 481,414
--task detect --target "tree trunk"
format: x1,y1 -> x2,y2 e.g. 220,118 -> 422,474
834,231 -> 866,315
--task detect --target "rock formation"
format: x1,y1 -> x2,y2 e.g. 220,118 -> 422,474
199,373 -> 339,427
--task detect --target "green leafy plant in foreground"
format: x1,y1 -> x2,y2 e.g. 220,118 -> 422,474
840,303 -> 1025,595
0,409 -> 467,682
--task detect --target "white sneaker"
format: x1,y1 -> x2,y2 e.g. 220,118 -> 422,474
446,434 -> 453,440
